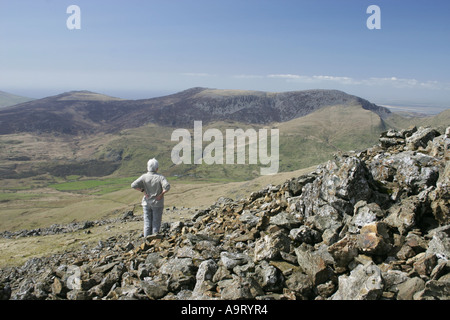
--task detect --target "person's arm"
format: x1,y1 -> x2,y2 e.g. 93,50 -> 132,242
155,177 -> 170,200
131,176 -> 145,193
133,185 -> 148,199
155,189 -> 168,201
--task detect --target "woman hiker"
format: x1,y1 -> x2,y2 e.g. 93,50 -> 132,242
131,158 -> 170,237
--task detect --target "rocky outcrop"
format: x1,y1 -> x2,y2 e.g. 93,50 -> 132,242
0,126 -> 448,300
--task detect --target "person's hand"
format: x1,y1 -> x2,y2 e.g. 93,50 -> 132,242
155,193 -> 163,201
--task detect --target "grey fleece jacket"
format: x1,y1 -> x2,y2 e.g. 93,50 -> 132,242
131,172 -> 170,207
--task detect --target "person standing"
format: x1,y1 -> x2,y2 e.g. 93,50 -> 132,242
131,158 -> 170,237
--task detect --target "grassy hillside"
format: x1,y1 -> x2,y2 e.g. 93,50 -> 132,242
0,91 -> 34,108
94,104 -> 386,180
277,104 -> 385,169
1,104 -> 447,184
384,108 -> 449,134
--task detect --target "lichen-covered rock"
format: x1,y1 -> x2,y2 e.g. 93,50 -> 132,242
406,127 -> 440,151
253,230 -> 290,262
332,262 -> 383,300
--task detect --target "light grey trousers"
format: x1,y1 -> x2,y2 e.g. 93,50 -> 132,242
142,204 -> 164,237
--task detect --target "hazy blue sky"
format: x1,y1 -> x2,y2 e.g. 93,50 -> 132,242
1,0 -> 449,110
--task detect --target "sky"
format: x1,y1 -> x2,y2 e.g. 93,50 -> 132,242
0,0 -> 449,112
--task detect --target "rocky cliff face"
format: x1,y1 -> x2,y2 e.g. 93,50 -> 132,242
1,126 -> 448,300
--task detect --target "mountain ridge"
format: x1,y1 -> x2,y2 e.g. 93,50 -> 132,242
0,91 -> 34,108
0,88 -> 391,135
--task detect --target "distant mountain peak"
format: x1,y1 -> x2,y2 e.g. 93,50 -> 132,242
55,90 -> 123,101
